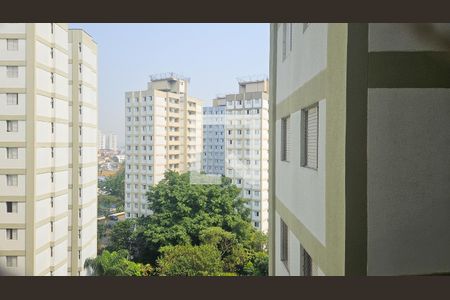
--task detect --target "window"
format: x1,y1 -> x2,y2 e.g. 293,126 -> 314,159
280,116 -> 290,162
7,39 -> 18,51
50,72 -> 54,84
6,229 -> 18,240
51,147 -> 54,158
282,23 -> 293,61
6,66 -> 18,78
51,122 -> 54,134
50,196 -> 54,208
300,245 -> 312,276
282,24 -> 287,60
50,23 -> 54,34
280,219 -> 289,270
6,120 -> 18,132
7,147 -> 18,159
6,256 -> 17,267
78,229 -> 81,239
6,175 -> 18,186
50,246 -> 53,257
50,221 -> 53,232
289,23 -> 293,51
7,93 -> 18,105
79,64 -> 82,73
78,42 -> 82,52
50,97 -> 54,109
6,202 -> 18,213
50,47 -> 54,59
301,104 -> 319,169
79,209 -> 81,218
50,172 -> 54,183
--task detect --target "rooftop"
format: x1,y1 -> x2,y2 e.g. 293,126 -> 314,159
149,72 -> 191,82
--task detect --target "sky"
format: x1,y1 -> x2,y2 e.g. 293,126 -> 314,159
70,23 -> 270,147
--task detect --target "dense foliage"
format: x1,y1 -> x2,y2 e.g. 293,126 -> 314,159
94,171 -> 268,276
99,165 -> 125,202
98,194 -> 124,218
84,250 -> 152,276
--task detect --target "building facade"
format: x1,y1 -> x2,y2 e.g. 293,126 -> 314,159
269,23 -> 450,276
68,29 -> 98,276
202,97 -> 225,175
124,73 -> 203,218
0,23 -> 97,276
225,79 -> 269,232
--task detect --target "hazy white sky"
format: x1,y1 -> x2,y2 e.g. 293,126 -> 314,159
70,23 -> 270,146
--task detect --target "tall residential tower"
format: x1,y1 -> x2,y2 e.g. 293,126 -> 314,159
0,23 -> 97,276
124,73 -> 203,218
225,79 -> 269,232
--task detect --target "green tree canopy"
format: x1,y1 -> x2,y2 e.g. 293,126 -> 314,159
104,171 -> 269,276
99,165 -> 125,200
84,250 -> 151,276
156,244 -> 224,276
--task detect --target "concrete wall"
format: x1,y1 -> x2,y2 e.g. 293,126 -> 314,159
366,23 -> 450,275
367,88 -> 450,275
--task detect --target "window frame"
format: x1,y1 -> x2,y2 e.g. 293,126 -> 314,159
6,120 -> 18,132
280,218 -> 289,272
6,66 -> 19,78
6,174 -> 18,186
300,245 -> 312,276
6,256 -> 18,268
6,201 -> 18,213
7,147 -> 18,159
301,103 -> 319,170
6,228 -> 18,240
6,93 -> 18,105
6,39 -> 18,51
280,115 -> 291,162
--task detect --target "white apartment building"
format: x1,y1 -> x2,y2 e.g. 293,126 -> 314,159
124,73 -> 203,218
225,79 -> 269,232
0,23 -> 97,276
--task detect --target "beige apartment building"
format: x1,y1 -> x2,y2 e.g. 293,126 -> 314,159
68,29 -> 98,276
124,73 -> 203,218
225,79 -> 269,232
0,23 -> 97,276
269,23 -> 450,276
